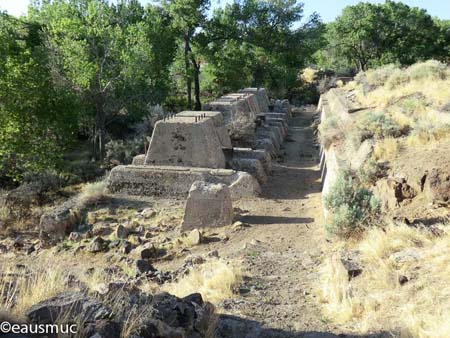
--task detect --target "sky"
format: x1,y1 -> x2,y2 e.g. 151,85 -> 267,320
1,0 -> 450,22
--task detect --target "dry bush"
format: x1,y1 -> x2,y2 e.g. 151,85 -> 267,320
365,64 -> 400,86
407,60 -> 447,82
373,137 -> 400,161
320,223 -> 450,337
300,67 -> 318,84
319,116 -> 349,148
163,259 -> 242,304
76,180 -> 107,208
406,120 -> 450,146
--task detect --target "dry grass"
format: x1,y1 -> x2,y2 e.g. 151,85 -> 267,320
373,137 -> 400,161
356,61 -> 450,110
0,258 -> 69,319
76,180 -> 107,208
163,259 -> 242,304
300,67 -> 318,84
320,223 -> 450,337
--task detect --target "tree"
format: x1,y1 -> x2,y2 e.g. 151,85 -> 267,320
30,0 -> 176,160
202,0 -> 324,98
163,0 -> 210,110
324,1 -> 442,71
0,12 -> 78,182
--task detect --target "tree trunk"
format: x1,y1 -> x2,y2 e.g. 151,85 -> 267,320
95,95 -> 106,161
191,56 -> 201,110
184,36 -> 192,109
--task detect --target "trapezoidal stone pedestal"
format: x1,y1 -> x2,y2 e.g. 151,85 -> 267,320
144,116 -> 225,169
176,111 -> 232,148
181,181 -> 233,230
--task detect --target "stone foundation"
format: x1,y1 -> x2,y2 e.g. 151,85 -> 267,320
107,165 -> 260,200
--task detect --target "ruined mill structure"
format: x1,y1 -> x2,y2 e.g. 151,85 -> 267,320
106,88 -> 291,228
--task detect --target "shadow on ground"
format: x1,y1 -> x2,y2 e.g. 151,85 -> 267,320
216,314 -> 391,338
238,215 -> 314,225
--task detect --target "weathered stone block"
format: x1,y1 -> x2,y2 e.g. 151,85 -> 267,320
177,111 -> 232,148
132,154 -> 145,165
144,116 -> 225,169
107,165 -> 260,200
229,158 -> 267,184
181,181 -> 233,230
232,148 -> 272,174
239,88 -> 270,112
254,138 -> 277,157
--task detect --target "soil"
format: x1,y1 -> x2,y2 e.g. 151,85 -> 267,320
0,106 -> 387,338
157,107 -> 378,337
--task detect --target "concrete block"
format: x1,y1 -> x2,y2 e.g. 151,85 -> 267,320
132,154 -> 145,165
144,116 -> 226,169
229,158 -> 267,184
181,181 -> 233,230
107,165 -> 260,200
177,111 -> 232,148
239,88 -> 270,112
232,148 -> 272,174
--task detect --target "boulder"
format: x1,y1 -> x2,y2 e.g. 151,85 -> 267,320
116,225 -> 130,239
88,236 -> 108,253
135,259 -> 156,275
424,168 -> 450,203
26,291 -> 111,324
39,198 -> 80,244
181,181 -> 233,230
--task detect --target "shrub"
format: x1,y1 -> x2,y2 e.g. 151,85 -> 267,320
355,111 -> 403,140
385,68 -> 409,90
76,181 -> 107,208
407,60 -> 447,82
300,67 -> 318,84
407,120 -> 450,145
319,116 -> 346,148
394,94 -> 428,116
324,174 -> 380,237
105,138 -> 144,165
365,64 -> 400,86
357,160 -> 384,185
373,137 -> 399,160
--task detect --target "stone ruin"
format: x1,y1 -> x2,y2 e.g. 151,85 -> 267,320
107,87 -> 291,228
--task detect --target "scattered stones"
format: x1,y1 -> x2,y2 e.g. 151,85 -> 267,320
390,248 -> 421,263
92,224 -> 113,237
121,241 -> 132,255
187,229 -> 203,246
398,275 -> 409,285
88,236 -> 108,253
340,250 -> 363,279
181,181 -> 233,230
68,232 -> 83,242
116,224 -> 130,239
0,244 -> 7,254
26,291 -> 112,324
141,208 -> 157,218
135,259 -> 155,275
139,244 -> 158,260
39,198 -> 80,244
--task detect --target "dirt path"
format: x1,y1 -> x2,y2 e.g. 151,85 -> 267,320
213,107 -> 345,337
